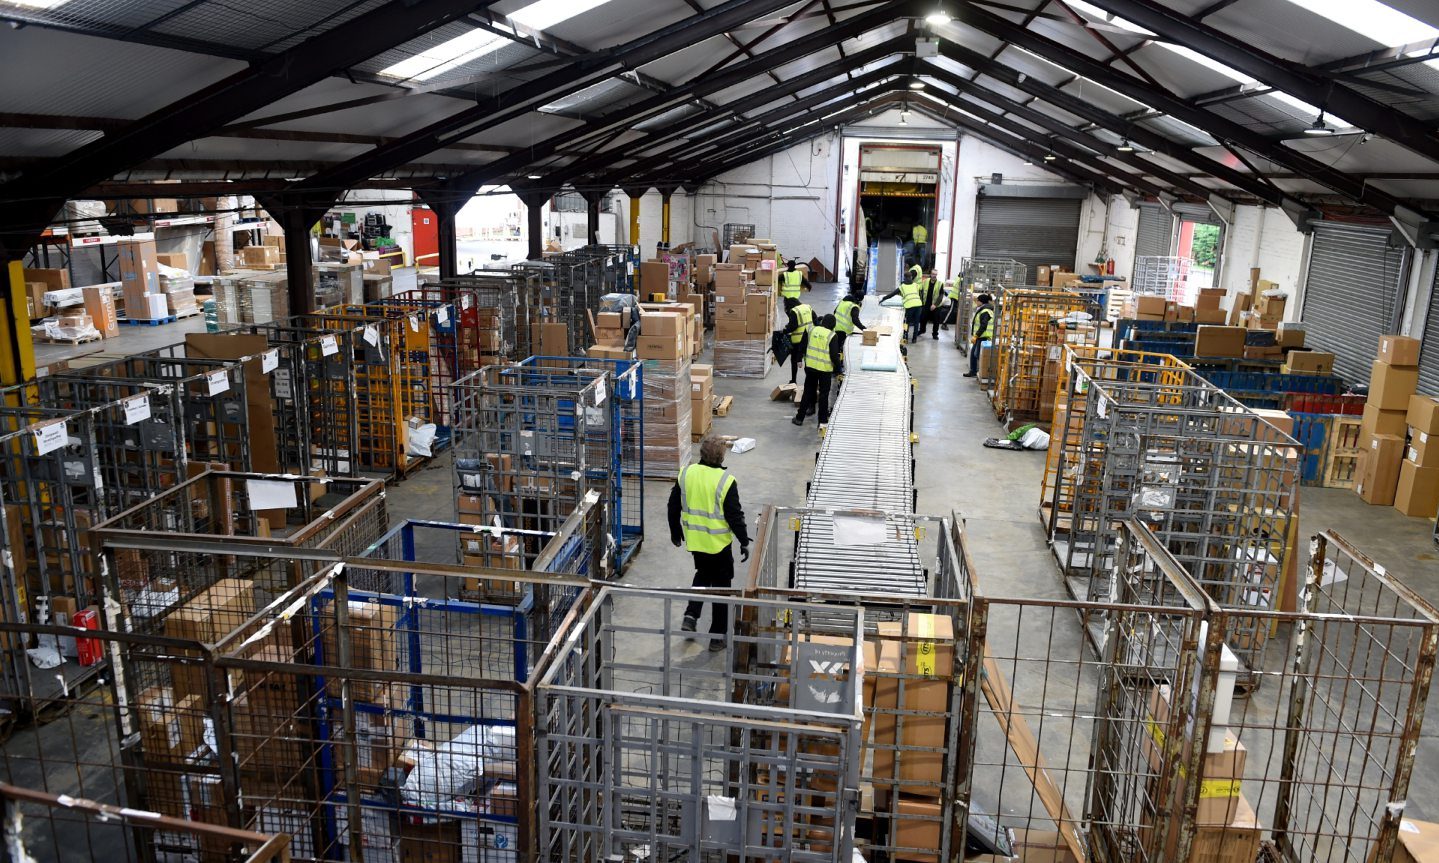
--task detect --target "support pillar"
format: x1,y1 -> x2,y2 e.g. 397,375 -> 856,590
258,192 -> 334,317
521,192 -> 548,261
582,190 -> 606,247
1,260 -> 35,385
661,189 -> 672,248
625,188 -> 646,254
418,184 -> 475,279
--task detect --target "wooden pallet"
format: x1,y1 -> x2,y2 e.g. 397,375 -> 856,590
712,395 -> 733,416
118,315 -> 177,326
37,332 -> 102,346
1321,417 -> 1363,489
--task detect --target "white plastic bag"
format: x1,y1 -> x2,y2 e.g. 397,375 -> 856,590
406,423 -> 438,457
1019,428 -> 1050,450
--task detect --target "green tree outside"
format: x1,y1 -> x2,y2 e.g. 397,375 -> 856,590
1191,223 -> 1220,269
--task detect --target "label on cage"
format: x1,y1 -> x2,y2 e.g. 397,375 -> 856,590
795,641 -> 853,714
32,421 -> 68,455
246,479 -> 298,511
1198,779 -> 1242,799
321,335 -> 339,357
261,349 -> 279,373
123,395 -> 151,425
409,315 -> 420,332
627,262 -> 634,276
436,306 -> 449,325
460,294 -> 471,310
520,429 -> 534,456
594,376 -> 607,405
363,324 -> 380,347
914,615 -> 937,677
274,369 -> 293,400
205,370 -> 229,396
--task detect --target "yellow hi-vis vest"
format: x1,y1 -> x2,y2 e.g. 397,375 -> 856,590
834,299 -> 859,335
791,304 -> 814,344
780,269 -> 803,299
912,224 -> 928,244
679,464 -> 736,553
947,278 -> 961,300
805,326 -> 836,372
972,306 -> 994,340
907,264 -> 923,284
899,281 -> 923,310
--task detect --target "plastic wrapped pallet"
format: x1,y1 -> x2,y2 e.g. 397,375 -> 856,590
714,338 -> 772,378
241,272 -> 289,324
160,275 -> 198,316
204,275 -> 243,324
641,356 -> 694,478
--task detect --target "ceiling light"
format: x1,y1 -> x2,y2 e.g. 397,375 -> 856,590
1043,151 -> 1057,161
1304,112 -> 1335,135
910,81 -> 925,90
925,6 -> 951,26
3,0 -> 71,7
527,174 -> 543,180
899,110 -> 909,125
1117,139 -> 1135,153
1023,159 -> 1034,166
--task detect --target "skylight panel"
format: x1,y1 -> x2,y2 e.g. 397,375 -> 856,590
1278,0 -> 1439,71
509,0 -> 612,32
380,29 -> 508,81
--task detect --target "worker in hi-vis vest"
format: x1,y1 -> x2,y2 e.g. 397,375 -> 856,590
882,267 -> 926,345
793,314 -> 845,428
831,291 -> 866,377
668,436 -> 750,649
919,268 -> 944,341
784,301 -> 814,385
934,274 -> 961,337
778,258 -> 809,315
905,256 -> 923,287
964,293 -> 996,378
912,222 -> 929,268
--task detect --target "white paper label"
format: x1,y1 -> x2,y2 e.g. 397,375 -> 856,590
460,294 -> 471,310
321,335 -> 339,357
436,306 -> 449,325
274,369 -> 293,400
594,376 -> 607,405
123,395 -> 150,426
626,262 -> 635,276
409,315 -> 420,332
205,370 -> 229,396
246,479 -> 298,511
33,422 -> 67,455
363,324 -> 380,347
261,349 -> 279,373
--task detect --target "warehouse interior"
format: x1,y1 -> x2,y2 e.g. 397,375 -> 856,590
2,0 -> 1439,861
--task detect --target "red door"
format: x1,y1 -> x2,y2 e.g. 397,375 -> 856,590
412,207 -> 439,268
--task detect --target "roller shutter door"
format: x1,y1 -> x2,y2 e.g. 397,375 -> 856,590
973,195 -> 1083,278
1301,222 -> 1410,385
1134,205 -> 1172,258
1418,266 -> 1439,393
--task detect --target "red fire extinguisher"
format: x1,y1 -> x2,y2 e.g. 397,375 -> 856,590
1106,257 -> 1116,275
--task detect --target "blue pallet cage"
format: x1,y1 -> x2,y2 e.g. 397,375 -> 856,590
313,517 -> 593,861
513,356 -> 645,572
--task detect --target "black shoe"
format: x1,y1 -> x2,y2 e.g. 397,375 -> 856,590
708,639 -> 725,652
792,415 -> 805,426
932,334 -> 939,340
963,372 -> 977,378
681,616 -> 697,633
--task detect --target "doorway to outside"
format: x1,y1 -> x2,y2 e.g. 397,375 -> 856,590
1176,219 -> 1222,291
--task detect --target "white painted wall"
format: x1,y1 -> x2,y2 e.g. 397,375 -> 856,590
948,135 -> 1073,278
1075,194 -> 1140,278
337,189 -> 415,265
691,134 -> 842,272
1219,204 -> 1309,320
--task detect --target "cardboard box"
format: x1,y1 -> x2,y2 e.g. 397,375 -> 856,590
156,253 -> 189,271
1364,404 -> 1409,442
715,319 -> 749,341
1276,322 -> 1305,349
1380,335 -> 1422,367
1194,307 -> 1227,324
1283,350 -> 1334,376
164,578 -> 255,698
242,245 -> 280,268
1396,818 -> 1439,863
1357,434 -> 1406,506
1134,296 -> 1166,317
1252,292 -> 1285,317
745,298 -> 773,334
319,599 -> 399,702
641,311 -> 683,337
1194,326 -> 1247,358
1370,360 -> 1421,411
588,345 -> 631,360
1395,462 -> 1439,518
82,286 -> 118,338
640,261 -> 670,297
714,267 -> 744,289
1185,794 -> 1262,863
874,613 -> 954,677
636,333 -> 683,360
892,798 -> 942,862
1409,396 -> 1439,436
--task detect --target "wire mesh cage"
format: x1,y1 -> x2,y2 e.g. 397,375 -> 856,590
1133,255 -> 1194,304
954,257 -> 1027,350
574,243 -> 640,295
990,288 -> 1095,423
368,288 -> 473,449
1050,354 -> 1301,679
746,507 -> 975,862
536,587 -> 866,862
433,272 -> 533,362
454,364 -> 634,581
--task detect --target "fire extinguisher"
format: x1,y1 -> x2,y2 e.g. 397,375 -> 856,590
1106,257 -> 1116,275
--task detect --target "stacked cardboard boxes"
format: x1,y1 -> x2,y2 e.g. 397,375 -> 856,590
159,274 -> 199,317
1357,336 -> 1421,506
241,244 -> 282,270
713,263 -> 775,378
119,238 -> 170,321
690,363 -> 713,440
637,311 -> 693,477
588,307 -> 634,361
1399,394 -> 1439,518
1282,349 -> 1335,376
1195,287 -> 1227,324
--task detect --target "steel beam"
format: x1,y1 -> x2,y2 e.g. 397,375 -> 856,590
950,4 -> 1435,222
1078,0 -> 1439,165
0,0 -> 498,260
292,0 -> 834,197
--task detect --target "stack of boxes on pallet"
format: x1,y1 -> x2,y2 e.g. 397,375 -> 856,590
119,238 -> 172,321
1124,288 -> 1227,325
587,307 -> 633,361
691,363 -> 713,440
636,309 -> 693,477
1141,646 -> 1262,863
1357,337 -> 1423,512
458,302 -> 505,371
712,255 -> 776,378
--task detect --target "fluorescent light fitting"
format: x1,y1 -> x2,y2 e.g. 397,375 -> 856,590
527,173 -> 543,179
1043,151 -> 1057,161
1304,111 -> 1336,135
924,7 -> 951,26
1117,139 -> 1135,152
1023,159 -> 1034,166
910,81 -> 926,89
3,0 -> 70,7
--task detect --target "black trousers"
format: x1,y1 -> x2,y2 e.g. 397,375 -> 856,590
969,337 -> 984,376
797,367 -> 833,425
903,307 -> 923,342
931,303 -> 956,338
788,345 -> 802,383
683,546 -> 735,634
834,332 -> 848,374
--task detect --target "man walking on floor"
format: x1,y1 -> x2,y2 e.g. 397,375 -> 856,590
964,293 -> 995,378
919,268 -> 944,340
882,268 -> 925,344
793,314 -> 843,429
669,437 -> 750,650
778,258 -> 809,315
784,300 -> 814,385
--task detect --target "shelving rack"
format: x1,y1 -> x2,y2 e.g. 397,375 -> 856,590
953,257 -> 1026,351
1132,255 -> 1193,304
990,288 -> 1093,423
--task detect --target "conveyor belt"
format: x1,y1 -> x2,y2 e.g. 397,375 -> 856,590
794,303 -> 925,597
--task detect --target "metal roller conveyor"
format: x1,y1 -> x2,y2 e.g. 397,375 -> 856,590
793,313 -> 925,597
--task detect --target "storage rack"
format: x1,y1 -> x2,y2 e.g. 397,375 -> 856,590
453,364 -> 629,582
953,257 -> 1026,351
536,587 -> 866,862
1132,255 -> 1193,303
574,242 -> 640,294
1051,355 -> 1300,677
366,289 -> 467,451
990,287 -> 1093,423
433,271 -> 531,361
